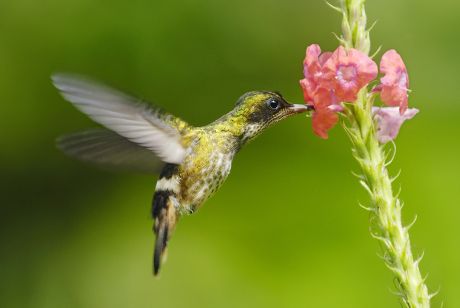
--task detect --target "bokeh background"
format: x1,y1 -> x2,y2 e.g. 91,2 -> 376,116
1,0 -> 458,307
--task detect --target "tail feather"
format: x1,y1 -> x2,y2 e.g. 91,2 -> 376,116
153,218 -> 169,275
152,190 -> 178,276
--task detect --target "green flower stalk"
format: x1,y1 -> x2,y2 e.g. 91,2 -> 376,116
341,0 -> 431,307
299,0 -> 433,306
339,0 -> 430,306
344,90 -> 430,307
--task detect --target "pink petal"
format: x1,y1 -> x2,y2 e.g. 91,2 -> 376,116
303,45 -> 322,80
301,44 -> 326,103
300,78 -> 315,103
313,87 -> 337,106
318,51 -> 333,66
312,106 -> 339,139
380,84 -> 409,114
305,44 -> 322,67
321,46 -> 347,87
378,50 -> 409,114
380,50 -> 409,87
349,49 -> 379,88
310,89 -> 341,139
372,107 -> 419,143
322,46 -> 378,102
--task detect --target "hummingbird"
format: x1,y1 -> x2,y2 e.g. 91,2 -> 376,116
53,74 -> 313,275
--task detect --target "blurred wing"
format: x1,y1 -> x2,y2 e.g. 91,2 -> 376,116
57,129 -> 164,174
52,73 -> 188,164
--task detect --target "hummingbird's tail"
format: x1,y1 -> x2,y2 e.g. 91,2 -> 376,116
152,189 -> 179,276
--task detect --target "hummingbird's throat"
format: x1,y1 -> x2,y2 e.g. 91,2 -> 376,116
241,122 -> 265,142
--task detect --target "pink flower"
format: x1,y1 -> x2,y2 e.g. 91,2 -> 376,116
299,45 -> 340,139
300,44 -> 377,139
372,107 -> 419,143
311,88 -> 340,139
375,50 -> 409,114
300,44 -> 333,103
322,46 -> 378,102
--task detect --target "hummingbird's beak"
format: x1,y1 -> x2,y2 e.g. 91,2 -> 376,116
288,104 -> 315,114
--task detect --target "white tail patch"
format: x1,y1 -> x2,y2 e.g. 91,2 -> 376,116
156,177 -> 180,193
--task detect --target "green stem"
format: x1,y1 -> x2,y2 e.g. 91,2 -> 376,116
338,0 -> 431,306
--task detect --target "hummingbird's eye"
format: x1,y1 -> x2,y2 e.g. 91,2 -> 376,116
267,99 -> 280,110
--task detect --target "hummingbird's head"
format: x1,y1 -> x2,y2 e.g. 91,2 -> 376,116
230,91 -> 313,142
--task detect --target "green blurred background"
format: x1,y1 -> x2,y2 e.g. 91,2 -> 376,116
0,0 -> 458,307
